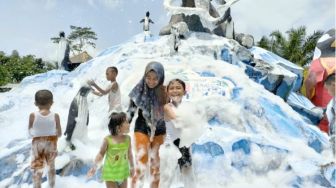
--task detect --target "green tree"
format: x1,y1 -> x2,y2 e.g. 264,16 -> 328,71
0,52 -> 55,86
0,51 -> 5,56
68,25 -> 97,54
11,50 -> 19,58
257,36 -> 271,50
257,26 -> 324,66
51,25 -> 98,55
0,65 -> 10,86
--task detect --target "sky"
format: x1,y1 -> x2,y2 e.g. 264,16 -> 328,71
0,0 -> 334,61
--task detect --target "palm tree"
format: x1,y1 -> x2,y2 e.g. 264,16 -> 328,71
257,26 -> 324,66
257,36 -> 271,50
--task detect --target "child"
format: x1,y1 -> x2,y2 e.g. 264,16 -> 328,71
127,61 -> 166,188
64,86 -> 91,150
324,73 -> 335,156
161,79 -> 194,188
88,66 -> 122,112
87,112 -> 134,188
28,89 -> 62,188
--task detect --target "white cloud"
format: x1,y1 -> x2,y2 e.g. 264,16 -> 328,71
86,0 -> 123,9
19,0 -> 57,10
22,0 -> 122,10
87,0 -> 96,7
232,0 -> 335,40
101,0 -> 123,9
44,0 -> 57,10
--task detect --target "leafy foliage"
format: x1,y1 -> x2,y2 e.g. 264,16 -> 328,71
257,26 -> 324,66
0,51 -> 55,86
50,25 -> 97,55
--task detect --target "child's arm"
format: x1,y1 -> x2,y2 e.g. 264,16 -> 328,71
91,83 -> 117,96
87,137 -> 108,178
91,90 -> 103,96
55,113 -> 62,137
164,104 -> 176,120
89,81 -> 111,95
128,136 -> 135,176
28,113 -> 34,137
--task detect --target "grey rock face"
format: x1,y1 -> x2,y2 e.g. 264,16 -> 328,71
235,33 -> 254,49
160,14 -> 210,36
160,0 -> 230,37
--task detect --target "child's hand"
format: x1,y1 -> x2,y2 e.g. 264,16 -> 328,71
87,167 -> 96,179
130,167 -> 135,177
170,96 -> 182,104
87,80 -> 95,86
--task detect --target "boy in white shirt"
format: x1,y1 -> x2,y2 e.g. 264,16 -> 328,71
28,89 -> 62,188
88,66 -> 122,112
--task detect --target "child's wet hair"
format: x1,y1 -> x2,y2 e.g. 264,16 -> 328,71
108,112 -> 127,135
35,90 -> 53,106
167,79 -> 186,91
325,73 -> 335,86
107,66 -> 118,75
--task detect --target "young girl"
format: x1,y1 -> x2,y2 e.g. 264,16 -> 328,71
127,61 -> 166,188
161,79 -> 194,188
87,112 -> 134,188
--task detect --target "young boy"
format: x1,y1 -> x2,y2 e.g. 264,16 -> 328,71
88,67 -> 122,112
324,73 -> 335,156
28,89 -> 62,188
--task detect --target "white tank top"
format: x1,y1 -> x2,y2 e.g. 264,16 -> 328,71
165,104 -> 180,143
30,112 -> 57,137
108,81 -> 122,112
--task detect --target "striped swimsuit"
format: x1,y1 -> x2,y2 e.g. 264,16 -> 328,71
102,136 -> 130,182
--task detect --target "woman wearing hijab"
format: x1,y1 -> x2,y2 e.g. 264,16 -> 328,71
128,61 -> 167,188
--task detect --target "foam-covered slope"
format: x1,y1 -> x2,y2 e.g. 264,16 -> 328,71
0,33 -> 334,187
